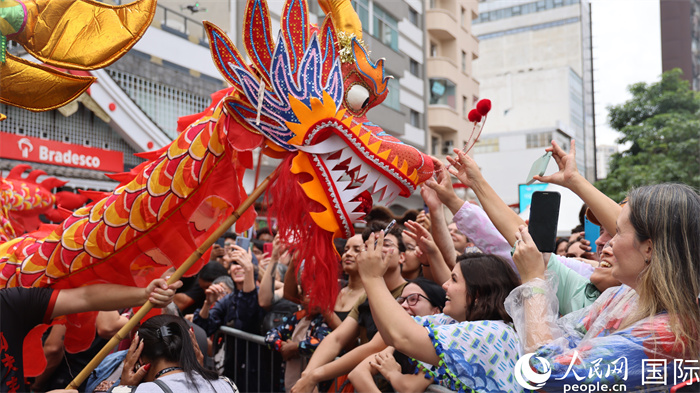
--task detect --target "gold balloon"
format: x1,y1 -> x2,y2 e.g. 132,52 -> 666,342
0,52 -> 94,111
0,0 -> 156,119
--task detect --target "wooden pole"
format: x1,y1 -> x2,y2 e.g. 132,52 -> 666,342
67,169 -> 277,389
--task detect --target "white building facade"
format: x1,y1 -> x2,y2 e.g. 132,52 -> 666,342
471,0 -> 595,206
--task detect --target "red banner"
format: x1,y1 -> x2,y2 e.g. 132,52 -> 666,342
0,131 -> 124,173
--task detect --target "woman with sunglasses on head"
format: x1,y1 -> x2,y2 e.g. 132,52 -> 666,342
358,241 -> 523,393
348,277 -> 445,392
111,315 -> 238,393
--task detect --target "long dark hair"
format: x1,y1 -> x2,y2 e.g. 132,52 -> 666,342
138,315 -> 218,383
457,253 -> 520,323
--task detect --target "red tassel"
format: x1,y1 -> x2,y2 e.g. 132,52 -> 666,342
468,109 -> 482,123
476,99 -> 492,116
268,156 -> 339,313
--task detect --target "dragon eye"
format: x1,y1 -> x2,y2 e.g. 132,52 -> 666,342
346,85 -> 370,112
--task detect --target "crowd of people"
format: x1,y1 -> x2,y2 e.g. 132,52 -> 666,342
3,140 -> 699,393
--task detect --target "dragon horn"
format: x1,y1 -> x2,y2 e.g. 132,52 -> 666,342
25,170 -> 47,183
318,0 -> 362,39
7,164 -> 32,179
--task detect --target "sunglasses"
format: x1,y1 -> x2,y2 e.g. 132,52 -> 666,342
396,293 -> 432,307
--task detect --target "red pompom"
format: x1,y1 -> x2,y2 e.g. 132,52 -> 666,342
476,99 -> 492,116
468,109 -> 482,123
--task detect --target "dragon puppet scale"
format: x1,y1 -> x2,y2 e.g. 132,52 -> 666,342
0,0 -> 436,376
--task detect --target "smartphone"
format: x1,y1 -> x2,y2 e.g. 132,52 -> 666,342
525,152 -> 552,185
528,191 -> 561,252
263,242 -> 273,257
235,236 -> 251,250
584,217 -> 599,253
215,237 -> 226,248
375,219 -> 397,247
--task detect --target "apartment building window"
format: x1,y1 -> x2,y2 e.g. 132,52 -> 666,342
462,96 -> 468,118
473,137 -> 500,154
461,7 -> 466,27
409,58 -> 420,77
383,77 -> 401,110
526,132 -> 553,149
351,0 -> 370,30
373,6 -> 399,51
474,0 -> 580,24
431,136 -> 439,156
408,7 -> 419,27
430,42 -> 438,57
409,109 -> 420,127
461,51 -> 467,73
429,78 -> 456,108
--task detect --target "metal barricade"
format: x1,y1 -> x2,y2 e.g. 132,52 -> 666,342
216,326 -> 344,393
217,326 -> 283,393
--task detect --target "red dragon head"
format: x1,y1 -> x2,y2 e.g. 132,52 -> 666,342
200,0 -> 436,308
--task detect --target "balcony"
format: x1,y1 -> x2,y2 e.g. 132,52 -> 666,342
428,106 -> 461,134
427,57 -> 458,78
426,9 -> 458,41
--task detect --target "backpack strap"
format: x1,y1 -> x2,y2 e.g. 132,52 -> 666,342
220,376 -> 240,393
153,379 -> 174,393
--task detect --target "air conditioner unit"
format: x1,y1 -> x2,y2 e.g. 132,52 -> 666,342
442,140 -> 454,155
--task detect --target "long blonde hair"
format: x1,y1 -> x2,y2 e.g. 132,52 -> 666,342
628,184 -> 700,358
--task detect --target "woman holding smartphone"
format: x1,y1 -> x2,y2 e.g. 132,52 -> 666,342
498,141 -> 700,390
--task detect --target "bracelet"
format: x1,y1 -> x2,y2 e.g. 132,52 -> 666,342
109,385 -> 136,393
523,286 -> 547,299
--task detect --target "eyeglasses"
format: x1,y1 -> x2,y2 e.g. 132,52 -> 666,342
382,241 -> 399,250
396,293 -> 432,307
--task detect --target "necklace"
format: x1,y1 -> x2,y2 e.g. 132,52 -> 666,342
154,366 -> 183,379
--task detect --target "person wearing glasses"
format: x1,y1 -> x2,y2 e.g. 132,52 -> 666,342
347,277 -> 446,392
291,221 -> 408,393
357,240 -> 523,393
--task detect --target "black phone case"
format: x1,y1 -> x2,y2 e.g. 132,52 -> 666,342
528,191 -> 561,252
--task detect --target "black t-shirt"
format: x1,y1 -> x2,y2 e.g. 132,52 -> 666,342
181,283 -> 206,315
0,287 -> 57,393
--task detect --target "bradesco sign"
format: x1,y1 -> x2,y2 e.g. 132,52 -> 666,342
0,131 -> 124,173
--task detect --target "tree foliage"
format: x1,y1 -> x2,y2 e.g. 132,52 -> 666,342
595,69 -> 700,202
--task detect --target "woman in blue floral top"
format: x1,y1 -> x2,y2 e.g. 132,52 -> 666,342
357,237 -> 524,393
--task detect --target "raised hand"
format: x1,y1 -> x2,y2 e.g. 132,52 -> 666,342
120,332 -> 150,385
357,232 -> 389,281
445,148 -> 483,189
416,210 -> 431,231
512,225 -> 547,283
204,283 -> 229,305
535,140 -> 580,187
